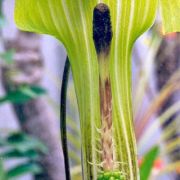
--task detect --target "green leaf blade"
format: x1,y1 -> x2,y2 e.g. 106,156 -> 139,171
0,85 -> 46,104
7,162 -> 42,179
140,146 -> 159,180
6,132 -> 48,153
0,150 -> 40,160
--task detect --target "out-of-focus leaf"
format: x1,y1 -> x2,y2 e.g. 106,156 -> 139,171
0,149 -> 40,160
7,162 -> 42,179
28,86 -> 47,96
140,146 -> 159,180
0,132 -> 46,179
136,81 -> 180,140
6,132 -> 48,154
69,151 -> 81,165
0,0 -> 5,28
0,158 -> 6,180
0,15 -> 5,28
0,49 -> 15,64
160,0 -> 180,33
0,137 -> 6,146
0,85 -> 46,104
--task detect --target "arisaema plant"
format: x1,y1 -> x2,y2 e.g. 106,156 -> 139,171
14,1 -> 180,180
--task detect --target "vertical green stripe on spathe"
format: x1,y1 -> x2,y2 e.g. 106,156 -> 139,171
14,0 -> 180,179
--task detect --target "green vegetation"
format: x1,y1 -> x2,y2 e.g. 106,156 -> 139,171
14,1 -> 180,179
0,132 -> 47,179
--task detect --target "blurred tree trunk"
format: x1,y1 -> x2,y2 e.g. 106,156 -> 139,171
155,33 -> 180,178
1,31 -> 65,180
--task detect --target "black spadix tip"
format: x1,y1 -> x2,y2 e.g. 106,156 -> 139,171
93,3 -> 113,55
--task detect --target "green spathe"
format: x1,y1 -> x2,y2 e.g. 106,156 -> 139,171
14,1 -> 180,179
160,0 -> 180,33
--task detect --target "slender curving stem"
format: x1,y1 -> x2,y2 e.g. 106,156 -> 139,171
60,57 -> 71,180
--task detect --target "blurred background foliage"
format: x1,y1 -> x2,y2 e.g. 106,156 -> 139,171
0,0 -> 179,180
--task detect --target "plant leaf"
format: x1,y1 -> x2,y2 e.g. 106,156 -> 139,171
0,15 -> 6,28
140,146 -> 159,180
5,132 -> 47,153
160,0 -> 180,33
0,149 -> 40,160
7,162 -> 42,179
0,85 -> 46,104
0,158 -> 7,180
0,49 -> 15,64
